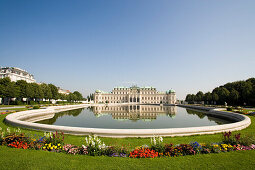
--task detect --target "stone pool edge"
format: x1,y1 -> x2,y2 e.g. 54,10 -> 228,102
4,104 -> 251,138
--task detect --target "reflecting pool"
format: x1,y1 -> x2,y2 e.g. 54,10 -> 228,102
36,105 -> 236,129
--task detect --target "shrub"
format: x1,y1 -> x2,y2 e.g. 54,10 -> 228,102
33,105 -> 40,109
16,101 -> 24,105
227,107 -> 233,111
29,101 -> 37,105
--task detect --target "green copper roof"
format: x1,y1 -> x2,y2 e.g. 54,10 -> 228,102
169,89 -> 176,93
95,89 -> 101,93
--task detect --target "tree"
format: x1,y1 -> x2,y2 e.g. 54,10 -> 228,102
48,84 -> 59,100
28,83 -> 43,102
212,92 -> 219,105
185,94 -> 192,102
0,84 -> 4,98
241,81 -> 253,105
59,93 -> 67,101
90,93 -> 94,101
26,83 -> 34,104
213,87 -> 230,105
34,84 -> 44,102
195,91 -> 204,102
73,91 -> 83,101
41,83 -> 52,101
203,92 -> 212,104
229,89 -> 239,105
67,93 -> 75,102
16,80 -> 28,102
4,82 -> 20,105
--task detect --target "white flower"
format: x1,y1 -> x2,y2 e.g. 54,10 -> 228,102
1,131 -> 5,138
159,136 -> 163,143
153,136 -> 156,145
7,127 -> 10,134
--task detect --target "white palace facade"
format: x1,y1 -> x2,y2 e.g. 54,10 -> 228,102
94,86 -> 176,104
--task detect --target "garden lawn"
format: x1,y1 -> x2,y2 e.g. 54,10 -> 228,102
0,111 -> 255,169
0,108 -> 28,112
0,146 -> 254,170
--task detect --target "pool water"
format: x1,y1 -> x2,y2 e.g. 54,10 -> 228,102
37,105 -> 236,129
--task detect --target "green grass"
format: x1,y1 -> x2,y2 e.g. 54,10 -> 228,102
0,145 -> 254,170
0,108 -> 28,112
0,112 -> 255,169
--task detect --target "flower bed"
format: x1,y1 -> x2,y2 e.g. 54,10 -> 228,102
0,127 -> 254,158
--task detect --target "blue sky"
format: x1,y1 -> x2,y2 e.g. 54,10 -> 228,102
0,0 -> 255,99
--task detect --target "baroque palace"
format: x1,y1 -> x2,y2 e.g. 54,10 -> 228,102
94,86 -> 176,104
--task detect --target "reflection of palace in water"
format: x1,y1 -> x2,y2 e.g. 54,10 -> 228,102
92,105 -> 177,120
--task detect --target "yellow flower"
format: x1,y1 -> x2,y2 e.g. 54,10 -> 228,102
54,146 -> 57,149
57,144 -> 61,146
43,147 -> 46,149
50,147 -> 53,150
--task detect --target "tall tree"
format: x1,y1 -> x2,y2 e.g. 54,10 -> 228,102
41,83 -> 52,101
4,82 -> 20,105
16,80 -> 28,100
26,83 -> 34,104
213,87 -> 230,104
195,91 -> 204,102
48,84 -> 59,100
229,89 -> 239,105
241,81 -> 253,105
212,92 -> 219,105
185,94 -> 192,102
73,91 -> 83,101
203,92 -> 212,104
